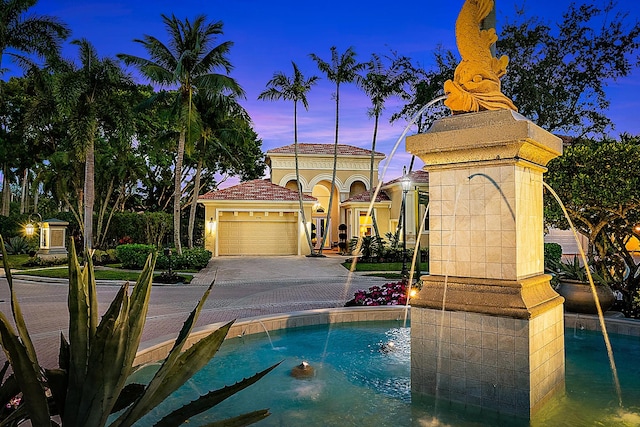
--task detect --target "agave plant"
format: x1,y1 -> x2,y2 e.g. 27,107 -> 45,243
3,236 -> 32,255
549,255 -> 609,286
0,235 -> 278,426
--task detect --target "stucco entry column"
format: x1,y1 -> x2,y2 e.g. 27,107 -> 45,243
407,109 -> 564,418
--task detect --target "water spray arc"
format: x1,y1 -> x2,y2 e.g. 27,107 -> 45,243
543,181 -> 622,407
348,95 -> 447,276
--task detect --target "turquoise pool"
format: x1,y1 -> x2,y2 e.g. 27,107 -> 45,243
135,321 -> 640,426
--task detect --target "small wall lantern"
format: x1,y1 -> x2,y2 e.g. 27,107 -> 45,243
208,217 -> 216,235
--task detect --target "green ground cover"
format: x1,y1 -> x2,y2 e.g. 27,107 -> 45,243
2,254 -> 35,269
343,261 -> 428,279
362,273 -> 404,279
341,261 -> 427,272
5,255 -> 193,282
12,268 -> 193,283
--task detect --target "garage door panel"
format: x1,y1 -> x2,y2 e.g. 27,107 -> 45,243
219,220 -> 297,255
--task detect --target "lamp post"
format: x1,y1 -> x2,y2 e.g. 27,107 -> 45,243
25,213 -> 43,257
164,247 -> 173,277
401,167 -> 411,280
25,213 -> 42,238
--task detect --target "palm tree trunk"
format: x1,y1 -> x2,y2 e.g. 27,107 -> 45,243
96,177 -> 115,248
98,189 -> 125,248
84,138 -> 95,251
187,157 -> 203,249
173,130 -> 186,255
1,164 -> 10,216
20,169 -> 28,214
294,101 -> 315,255
320,83 -> 340,253
33,180 -> 39,213
369,113 -> 382,241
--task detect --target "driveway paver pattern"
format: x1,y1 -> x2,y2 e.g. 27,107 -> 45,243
0,255 -> 387,368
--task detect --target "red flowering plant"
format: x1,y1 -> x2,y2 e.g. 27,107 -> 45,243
118,235 -> 134,245
349,281 -> 408,306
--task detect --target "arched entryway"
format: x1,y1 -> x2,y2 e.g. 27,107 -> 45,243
311,181 -> 339,250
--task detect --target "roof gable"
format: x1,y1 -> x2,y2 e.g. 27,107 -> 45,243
383,170 -> 429,186
267,143 -> 385,158
200,179 -> 316,202
342,190 -> 391,203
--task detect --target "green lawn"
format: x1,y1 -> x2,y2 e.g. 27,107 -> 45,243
341,261 -> 428,272
342,260 -> 428,280
13,268 -> 136,281
362,272 -> 405,280
12,268 -> 193,283
2,254 -> 37,269
7,255 -> 197,282
4,253 -> 194,283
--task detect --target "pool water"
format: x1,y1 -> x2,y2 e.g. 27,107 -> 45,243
135,321 -> 640,426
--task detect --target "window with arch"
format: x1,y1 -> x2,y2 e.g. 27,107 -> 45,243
349,181 -> 367,197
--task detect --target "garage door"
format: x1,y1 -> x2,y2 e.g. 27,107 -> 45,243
218,219 -> 298,255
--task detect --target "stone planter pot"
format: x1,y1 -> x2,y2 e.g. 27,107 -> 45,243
556,279 -> 615,314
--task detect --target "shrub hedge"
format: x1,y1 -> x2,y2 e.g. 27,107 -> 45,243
115,244 -> 156,269
156,247 -> 212,270
544,242 -> 563,269
115,244 -> 211,270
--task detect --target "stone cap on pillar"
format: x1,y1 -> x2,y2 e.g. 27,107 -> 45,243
412,274 -> 564,319
406,110 -> 562,168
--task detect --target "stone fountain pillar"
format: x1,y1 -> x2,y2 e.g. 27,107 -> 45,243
407,109 -> 564,418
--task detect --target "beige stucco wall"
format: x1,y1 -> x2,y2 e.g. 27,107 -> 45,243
385,183 -> 429,249
342,202 -> 392,240
268,151 -> 385,250
269,153 -> 383,194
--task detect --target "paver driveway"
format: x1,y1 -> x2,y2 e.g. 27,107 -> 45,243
0,255 -> 386,367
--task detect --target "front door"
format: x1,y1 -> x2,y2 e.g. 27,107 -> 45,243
314,218 -> 330,250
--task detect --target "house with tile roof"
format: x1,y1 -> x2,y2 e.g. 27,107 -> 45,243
198,143 -> 429,256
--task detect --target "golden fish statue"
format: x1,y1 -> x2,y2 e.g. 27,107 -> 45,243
444,0 -> 518,113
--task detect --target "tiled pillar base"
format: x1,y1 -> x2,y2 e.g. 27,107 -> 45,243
406,110 -> 565,418
410,304 -> 565,417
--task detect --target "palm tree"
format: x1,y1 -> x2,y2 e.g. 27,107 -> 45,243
185,94 -> 265,249
185,93 -> 245,249
309,46 -> 364,253
52,39 -> 134,251
94,138 -> 145,248
118,14 -> 243,255
0,0 -> 69,215
0,0 -> 69,75
361,53 -> 411,239
258,61 -> 319,255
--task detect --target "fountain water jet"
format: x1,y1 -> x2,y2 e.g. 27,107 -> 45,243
240,319 -> 276,350
347,95 -> 447,277
543,181 -> 622,406
403,201 -> 430,327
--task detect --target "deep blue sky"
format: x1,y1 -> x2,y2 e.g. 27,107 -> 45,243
9,0 -> 640,186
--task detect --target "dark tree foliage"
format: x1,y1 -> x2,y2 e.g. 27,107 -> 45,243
498,1 -> 640,136
390,47 -> 455,133
399,2 -> 640,138
545,135 -> 640,316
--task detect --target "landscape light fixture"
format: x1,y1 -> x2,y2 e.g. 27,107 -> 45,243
25,213 -> 43,238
